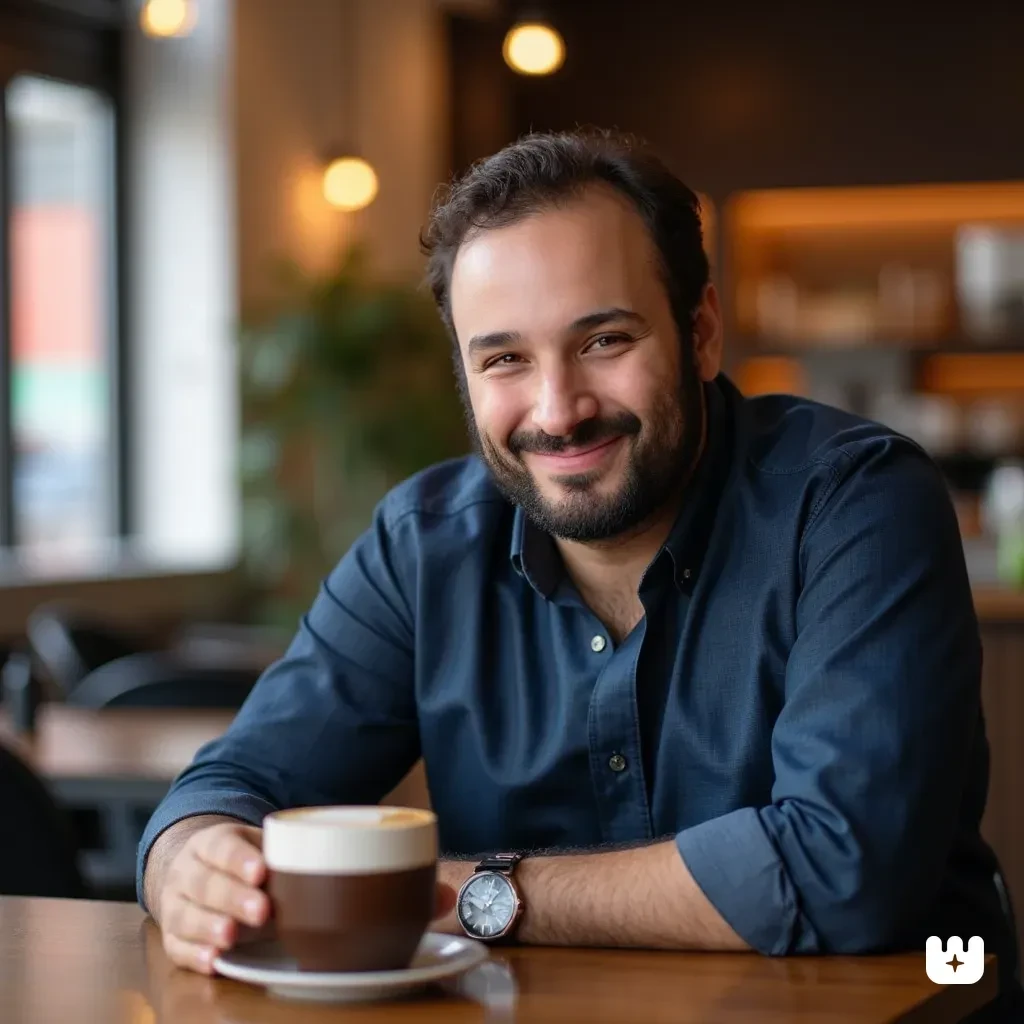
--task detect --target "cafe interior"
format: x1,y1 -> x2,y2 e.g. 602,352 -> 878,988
1,0 -> 1024,1020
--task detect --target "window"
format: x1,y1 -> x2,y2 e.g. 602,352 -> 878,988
7,75 -> 118,571
0,2 -> 124,578
0,0 -> 237,604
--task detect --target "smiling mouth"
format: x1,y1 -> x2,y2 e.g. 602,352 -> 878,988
543,437 -> 620,460
527,435 -> 624,473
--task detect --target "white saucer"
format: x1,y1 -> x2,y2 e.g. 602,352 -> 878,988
213,933 -> 489,1003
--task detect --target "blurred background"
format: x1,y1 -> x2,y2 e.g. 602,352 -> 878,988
0,0 -> 1023,947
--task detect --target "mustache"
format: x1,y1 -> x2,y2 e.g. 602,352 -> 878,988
508,412 -> 642,457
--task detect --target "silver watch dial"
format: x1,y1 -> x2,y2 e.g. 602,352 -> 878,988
459,872 -> 517,938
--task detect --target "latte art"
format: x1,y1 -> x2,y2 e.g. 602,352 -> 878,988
274,806 -> 433,829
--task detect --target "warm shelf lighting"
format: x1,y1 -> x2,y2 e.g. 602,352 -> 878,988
735,356 -> 807,398
502,21 -> 565,76
322,155 -> 379,212
139,0 -> 196,39
729,182 -> 1024,231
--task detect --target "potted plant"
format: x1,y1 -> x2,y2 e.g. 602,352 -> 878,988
237,245 -> 467,629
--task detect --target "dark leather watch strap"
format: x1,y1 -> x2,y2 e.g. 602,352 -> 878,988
474,852 -> 522,874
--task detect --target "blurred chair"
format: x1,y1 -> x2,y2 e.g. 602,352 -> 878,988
27,603 -> 146,698
63,653 -> 260,710
26,603 -> 264,710
0,743 -> 86,898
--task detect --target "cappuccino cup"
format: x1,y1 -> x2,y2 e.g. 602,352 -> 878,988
263,806 -> 438,973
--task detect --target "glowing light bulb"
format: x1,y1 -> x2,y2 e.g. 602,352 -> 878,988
140,0 -> 196,39
502,22 -> 565,76
322,156 -> 379,212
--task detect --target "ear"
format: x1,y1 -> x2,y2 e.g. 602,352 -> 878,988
692,283 -> 724,382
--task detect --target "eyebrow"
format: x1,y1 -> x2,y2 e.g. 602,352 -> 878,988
568,307 -> 646,332
465,307 -> 646,359
466,329 -> 522,359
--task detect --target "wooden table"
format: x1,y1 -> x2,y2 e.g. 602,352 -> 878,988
0,897 -> 998,1024
0,706 -> 427,895
0,707 -> 234,894
0,705 -> 235,782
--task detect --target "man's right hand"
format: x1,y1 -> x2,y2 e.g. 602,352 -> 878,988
148,817 -> 270,975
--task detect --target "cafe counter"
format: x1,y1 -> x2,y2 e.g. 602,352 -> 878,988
973,585 -> 1024,963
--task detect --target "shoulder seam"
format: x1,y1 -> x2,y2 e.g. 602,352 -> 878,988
384,495 -> 508,532
749,453 -> 840,478
795,433 -> 927,540
802,461 -> 842,536
746,431 -> 903,477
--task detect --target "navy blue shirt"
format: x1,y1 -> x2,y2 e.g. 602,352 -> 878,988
138,376 -> 1015,981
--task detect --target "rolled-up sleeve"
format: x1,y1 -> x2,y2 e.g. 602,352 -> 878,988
676,437 -> 982,955
136,502 -> 421,906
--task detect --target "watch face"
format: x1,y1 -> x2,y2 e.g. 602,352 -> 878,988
458,871 -> 517,938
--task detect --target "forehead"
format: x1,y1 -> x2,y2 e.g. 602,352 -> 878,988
449,186 -> 663,344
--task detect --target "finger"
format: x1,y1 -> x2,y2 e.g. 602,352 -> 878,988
193,825 -> 266,886
164,892 -> 238,949
177,856 -> 269,927
163,931 -> 219,976
433,881 -> 457,921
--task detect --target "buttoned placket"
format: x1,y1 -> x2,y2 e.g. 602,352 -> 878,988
585,616 -> 655,845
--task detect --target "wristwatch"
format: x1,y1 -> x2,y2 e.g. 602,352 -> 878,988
455,852 -> 524,942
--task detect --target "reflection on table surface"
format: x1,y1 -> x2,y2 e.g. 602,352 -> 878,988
0,897 -> 997,1024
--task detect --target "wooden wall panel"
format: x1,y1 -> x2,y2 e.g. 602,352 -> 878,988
980,624 -> 1024,956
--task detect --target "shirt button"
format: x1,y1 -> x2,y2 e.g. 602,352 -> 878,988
608,753 -> 627,772
590,635 -> 607,653
682,568 -> 692,580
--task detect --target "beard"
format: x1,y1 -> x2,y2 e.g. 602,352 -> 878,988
459,356 -> 706,543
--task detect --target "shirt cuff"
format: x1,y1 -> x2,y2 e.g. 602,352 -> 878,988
135,790 -> 277,911
675,806 -> 799,956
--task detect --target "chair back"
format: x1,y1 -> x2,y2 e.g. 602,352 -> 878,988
0,744 -> 86,898
65,652 -> 259,709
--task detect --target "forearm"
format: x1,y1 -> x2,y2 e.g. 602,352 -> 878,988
439,840 -> 749,950
142,814 -> 242,920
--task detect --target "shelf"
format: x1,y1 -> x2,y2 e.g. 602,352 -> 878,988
727,182 -> 1024,232
734,335 -> 1024,358
725,181 -> 1024,349
972,584 -> 1024,623
735,346 -> 1024,400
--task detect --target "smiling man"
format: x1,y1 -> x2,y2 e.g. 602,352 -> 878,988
138,131 -> 1018,1014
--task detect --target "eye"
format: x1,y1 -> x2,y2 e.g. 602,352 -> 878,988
585,333 -> 629,352
484,353 -> 523,370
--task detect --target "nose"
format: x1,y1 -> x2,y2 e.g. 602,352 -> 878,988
531,362 -> 599,438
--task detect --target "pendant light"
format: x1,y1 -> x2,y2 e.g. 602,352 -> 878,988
502,6 -> 565,77
322,1 -> 378,212
322,155 -> 378,212
139,0 -> 196,39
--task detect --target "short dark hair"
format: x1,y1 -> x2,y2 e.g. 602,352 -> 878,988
420,129 -> 710,350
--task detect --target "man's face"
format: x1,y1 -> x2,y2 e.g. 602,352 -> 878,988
449,186 -> 720,542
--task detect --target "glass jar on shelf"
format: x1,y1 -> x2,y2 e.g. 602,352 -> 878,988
983,460 -> 1024,587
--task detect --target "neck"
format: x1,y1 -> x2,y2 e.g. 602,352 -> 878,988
555,493 -> 682,599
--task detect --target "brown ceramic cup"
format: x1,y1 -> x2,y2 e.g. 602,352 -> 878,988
263,806 -> 438,973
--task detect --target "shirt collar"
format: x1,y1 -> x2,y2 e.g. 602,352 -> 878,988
509,500 -> 562,597
509,374 -> 737,598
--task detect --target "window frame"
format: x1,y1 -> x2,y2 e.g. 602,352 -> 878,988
0,0 -> 128,554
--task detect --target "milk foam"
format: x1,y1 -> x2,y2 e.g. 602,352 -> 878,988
264,806 -> 437,874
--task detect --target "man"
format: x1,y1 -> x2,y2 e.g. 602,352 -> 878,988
139,131 -> 1018,1008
